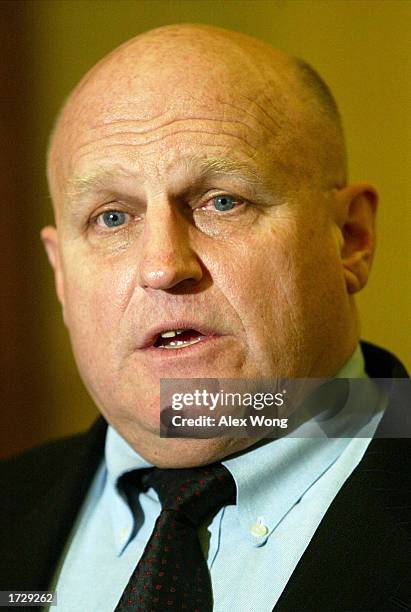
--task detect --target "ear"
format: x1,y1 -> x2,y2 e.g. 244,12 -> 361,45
40,226 -> 67,323
333,183 -> 378,294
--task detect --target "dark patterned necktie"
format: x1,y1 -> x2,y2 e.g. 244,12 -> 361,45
115,463 -> 236,612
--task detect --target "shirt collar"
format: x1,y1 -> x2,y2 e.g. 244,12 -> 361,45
104,427 -> 153,554
105,426 -> 153,486
221,344 -> 375,546
103,344 -> 377,551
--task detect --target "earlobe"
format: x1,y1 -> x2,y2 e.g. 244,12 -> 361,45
40,226 -> 66,320
334,183 -> 378,294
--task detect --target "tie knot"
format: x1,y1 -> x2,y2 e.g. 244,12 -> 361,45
141,463 -> 236,526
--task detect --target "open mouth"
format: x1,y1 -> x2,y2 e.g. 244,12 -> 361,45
153,329 -> 206,349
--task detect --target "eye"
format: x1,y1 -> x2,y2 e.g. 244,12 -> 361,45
198,194 -> 245,213
213,195 -> 236,212
96,210 -> 129,228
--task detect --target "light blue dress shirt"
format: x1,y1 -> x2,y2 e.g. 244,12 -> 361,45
50,345 -> 384,612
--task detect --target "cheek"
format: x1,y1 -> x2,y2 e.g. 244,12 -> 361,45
211,221 -> 303,310
62,255 -> 137,364
213,218 -> 344,342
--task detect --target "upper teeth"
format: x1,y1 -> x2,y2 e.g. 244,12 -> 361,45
160,329 -> 185,338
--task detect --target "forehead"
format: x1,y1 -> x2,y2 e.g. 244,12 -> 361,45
49,40 -> 309,206
54,100 -> 305,205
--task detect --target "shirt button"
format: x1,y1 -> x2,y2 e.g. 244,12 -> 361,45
119,527 -> 128,542
250,522 -> 269,538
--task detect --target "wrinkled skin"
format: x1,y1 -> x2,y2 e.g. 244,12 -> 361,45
42,25 -> 377,466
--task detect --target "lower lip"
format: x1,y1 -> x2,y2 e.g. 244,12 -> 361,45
142,334 -> 222,357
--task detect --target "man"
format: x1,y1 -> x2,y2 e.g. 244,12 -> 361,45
0,24 -> 409,612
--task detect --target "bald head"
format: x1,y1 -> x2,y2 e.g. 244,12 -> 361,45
47,24 -> 346,211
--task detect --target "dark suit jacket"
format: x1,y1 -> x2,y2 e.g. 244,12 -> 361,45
0,342 -> 410,611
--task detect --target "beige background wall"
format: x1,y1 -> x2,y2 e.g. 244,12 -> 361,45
2,0 -> 410,455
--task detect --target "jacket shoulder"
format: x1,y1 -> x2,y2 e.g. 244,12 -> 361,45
0,417 -> 107,521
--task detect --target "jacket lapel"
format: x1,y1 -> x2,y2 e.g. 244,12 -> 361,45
274,438 -> 411,611
0,417 -> 107,591
275,343 -> 410,610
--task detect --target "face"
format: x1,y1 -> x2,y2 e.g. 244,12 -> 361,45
43,36 -> 363,466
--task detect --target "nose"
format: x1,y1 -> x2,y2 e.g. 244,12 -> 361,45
138,204 -> 203,291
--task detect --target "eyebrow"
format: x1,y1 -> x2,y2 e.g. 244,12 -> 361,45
65,168 -> 128,200
65,155 -> 264,201
195,156 -> 261,184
